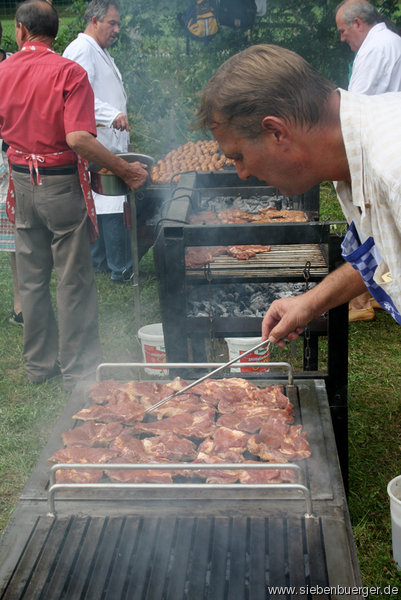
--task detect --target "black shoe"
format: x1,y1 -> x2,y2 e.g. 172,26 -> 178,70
9,311 -> 23,326
29,363 -> 62,384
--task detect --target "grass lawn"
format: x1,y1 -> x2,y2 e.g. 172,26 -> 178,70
0,183 -> 401,595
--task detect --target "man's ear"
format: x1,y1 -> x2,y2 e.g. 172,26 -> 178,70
261,116 -> 290,143
15,22 -> 29,45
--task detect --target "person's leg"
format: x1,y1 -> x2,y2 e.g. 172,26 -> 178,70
13,172 -> 59,381
44,173 -> 103,390
101,212 -> 132,281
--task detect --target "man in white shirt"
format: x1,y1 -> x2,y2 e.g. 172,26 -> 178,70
336,0 -> 401,95
195,44 -> 401,346
335,0 -> 401,321
63,0 -> 133,283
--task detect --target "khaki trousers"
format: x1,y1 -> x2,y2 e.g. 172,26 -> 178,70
13,170 -> 102,390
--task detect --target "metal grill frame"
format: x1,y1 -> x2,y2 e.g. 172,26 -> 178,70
0,374 -> 362,599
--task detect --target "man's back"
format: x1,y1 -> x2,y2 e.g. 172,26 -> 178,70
350,22 -> 401,93
0,43 -> 95,155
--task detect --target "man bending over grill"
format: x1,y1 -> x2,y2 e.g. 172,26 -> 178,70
0,0 -> 148,391
195,43 -> 401,346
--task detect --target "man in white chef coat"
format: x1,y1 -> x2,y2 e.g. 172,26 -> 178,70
64,0 -> 133,283
336,0 -> 401,321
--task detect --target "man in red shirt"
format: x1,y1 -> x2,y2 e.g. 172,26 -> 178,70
0,0 -> 148,391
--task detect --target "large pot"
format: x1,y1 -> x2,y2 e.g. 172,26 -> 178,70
90,152 -> 154,196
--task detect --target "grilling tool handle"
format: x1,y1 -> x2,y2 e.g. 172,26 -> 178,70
145,339 -> 271,413
123,200 -> 131,229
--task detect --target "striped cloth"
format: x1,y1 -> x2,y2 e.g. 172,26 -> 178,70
0,147 -> 14,252
334,89 -> 401,316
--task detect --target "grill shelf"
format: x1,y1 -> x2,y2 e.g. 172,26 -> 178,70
186,244 -> 328,281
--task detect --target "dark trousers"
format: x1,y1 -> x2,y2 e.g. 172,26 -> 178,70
91,212 -> 132,280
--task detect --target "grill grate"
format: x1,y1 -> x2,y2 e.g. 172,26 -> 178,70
2,515 -> 329,600
186,244 -> 328,280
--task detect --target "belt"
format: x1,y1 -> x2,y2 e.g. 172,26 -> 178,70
11,163 -> 78,175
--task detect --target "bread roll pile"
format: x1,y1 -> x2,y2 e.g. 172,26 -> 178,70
150,140 -> 235,184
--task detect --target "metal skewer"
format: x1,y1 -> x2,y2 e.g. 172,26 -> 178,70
145,339 -> 271,413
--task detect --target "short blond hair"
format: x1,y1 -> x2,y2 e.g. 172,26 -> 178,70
195,44 -> 335,138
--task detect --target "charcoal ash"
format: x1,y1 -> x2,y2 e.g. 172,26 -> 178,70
187,282 -> 314,318
197,193 -> 290,214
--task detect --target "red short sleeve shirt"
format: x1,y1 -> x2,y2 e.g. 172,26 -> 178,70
0,42 -> 96,161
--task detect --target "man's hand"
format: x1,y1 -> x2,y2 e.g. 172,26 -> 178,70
261,262 -> 368,346
112,113 -> 130,132
262,296 -> 310,347
66,130 -> 148,190
121,161 -> 148,190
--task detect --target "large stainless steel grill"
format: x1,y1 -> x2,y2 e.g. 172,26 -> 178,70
0,365 -> 362,599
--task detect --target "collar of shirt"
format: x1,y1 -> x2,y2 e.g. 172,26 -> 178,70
357,22 -> 387,55
336,89 -> 366,213
21,40 -> 55,53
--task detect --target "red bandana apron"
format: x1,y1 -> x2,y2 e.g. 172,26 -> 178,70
5,43 -> 99,242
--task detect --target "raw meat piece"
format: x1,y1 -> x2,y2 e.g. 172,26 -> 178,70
252,208 -> 307,222
247,422 -> 311,463
225,245 -> 271,260
109,430 -> 150,461
151,393 -> 213,419
62,422 -> 123,448
211,426 -> 250,453
105,458 -> 173,483
133,408 -> 216,439
195,427 -> 249,463
188,211 -> 220,225
279,425 -> 312,460
194,453 -> 240,483
87,379 -> 125,404
55,469 -> 103,484
238,464 -> 297,484
142,432 -> 197,461
49,447 -> 118,464
194,378 -> 251,406
72,395 -> 146,424
185,246 -> 226,269
216,413 -> 270,433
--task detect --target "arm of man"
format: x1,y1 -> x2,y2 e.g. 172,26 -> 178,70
66,130 -> 148,190
261,262 -> 366,346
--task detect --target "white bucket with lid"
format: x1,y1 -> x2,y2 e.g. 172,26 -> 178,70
388,475 -> 401,569
224,336 -> 271,373
137,323 -> 168,376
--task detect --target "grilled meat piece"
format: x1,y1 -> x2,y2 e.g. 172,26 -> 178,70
62,422 -> 124,448
110,430 -> 150,461
194,453 -> 241,483
142,432 -> 198,461
133,408 -> 216,439
49,447 -> 118,464
225,245 -> 271,260
248,422 -> 311,463
55,468 -> 104,484
105,458 -> 173,483
238,464 -> 297,484
72,396 -> 146,425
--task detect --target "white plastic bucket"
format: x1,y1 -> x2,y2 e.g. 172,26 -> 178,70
387,475 -> 401,569
224,336 -> 271,373
137,323 -> 167,376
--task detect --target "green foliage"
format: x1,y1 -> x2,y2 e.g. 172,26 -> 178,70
50,0 -> 361,159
